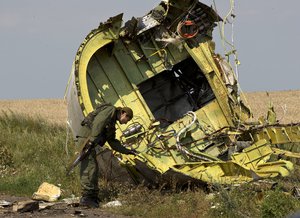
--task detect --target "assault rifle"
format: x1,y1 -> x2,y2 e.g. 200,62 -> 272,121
66,133 -> 138,176
66,136 -> 94,176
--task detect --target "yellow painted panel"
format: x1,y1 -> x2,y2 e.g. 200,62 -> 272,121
78,35 -> 112,115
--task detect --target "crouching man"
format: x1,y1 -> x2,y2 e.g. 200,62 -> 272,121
76,103 -> 137,208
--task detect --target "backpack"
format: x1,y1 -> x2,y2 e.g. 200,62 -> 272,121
80,103 -> 112,128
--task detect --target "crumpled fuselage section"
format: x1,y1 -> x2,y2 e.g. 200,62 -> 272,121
66,0 -> 300,186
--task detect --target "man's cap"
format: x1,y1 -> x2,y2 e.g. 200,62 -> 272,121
122,107 -> 133,119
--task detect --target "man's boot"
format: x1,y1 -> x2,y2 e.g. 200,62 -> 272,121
79,196 -> 99,208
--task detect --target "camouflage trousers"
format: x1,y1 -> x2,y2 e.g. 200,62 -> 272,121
80,148 -> 100,199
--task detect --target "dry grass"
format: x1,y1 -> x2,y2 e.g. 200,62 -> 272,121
0,99 -> 67,126
0,90 -> 299,125
245,90 -> 300,123
0,90 -> 299,217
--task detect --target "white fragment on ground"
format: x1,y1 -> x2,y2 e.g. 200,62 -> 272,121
62,197 -> 80,205
0,200 -> 12,207
205,193 -> 215,200
38,202 -> 56,210
102,200 -> 122,208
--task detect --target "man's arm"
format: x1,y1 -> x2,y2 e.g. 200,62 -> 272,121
108,138 -> 137,155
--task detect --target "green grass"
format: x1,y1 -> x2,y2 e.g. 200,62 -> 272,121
1,112 -> 300,218
261,188 -> 300,218
105,185 -> 211,218
207,181 -> 300,218
0,112 -> 80,197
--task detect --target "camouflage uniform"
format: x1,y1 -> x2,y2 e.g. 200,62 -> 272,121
77,104 -> 133,200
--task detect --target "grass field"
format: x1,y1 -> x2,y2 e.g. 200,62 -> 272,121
0,90 -> 299,125
0,99 -> 67,125
245,90 -> 300,124
0,90 -> 300,217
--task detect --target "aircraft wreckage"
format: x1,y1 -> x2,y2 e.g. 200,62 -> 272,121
65,0 -> 300,186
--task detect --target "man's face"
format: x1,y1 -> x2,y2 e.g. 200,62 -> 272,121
119,112 -> 131,124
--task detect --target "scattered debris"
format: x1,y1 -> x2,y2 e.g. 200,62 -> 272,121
205,193 -> 215,201
12,200 -> 39,213
0,195 -> 133,217
210,203 -> 220,209
38,201 -> 56,210
32,182 -> 61,202
66,0 -> 300,187
102,200 -> 122,208
0,200 -> 12,207
74,210 -> 87,217
62,196 -> 80,205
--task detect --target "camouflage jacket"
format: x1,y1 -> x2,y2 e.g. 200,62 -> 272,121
80,104 -> 132,155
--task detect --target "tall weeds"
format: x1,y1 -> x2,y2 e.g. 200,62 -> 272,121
0,112 -> 80,196
1,112 -> 299,218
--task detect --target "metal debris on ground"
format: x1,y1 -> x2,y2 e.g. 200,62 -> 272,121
32,182 -> 61,202
12,200 -> 39,213
102,200 -> 122,208
38,202 -> 56,210
74,210 -> 87,217
62,196 -> 80,205
0,200 -> 12,207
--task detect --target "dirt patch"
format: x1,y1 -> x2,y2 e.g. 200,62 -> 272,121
0,195 -> 131,218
